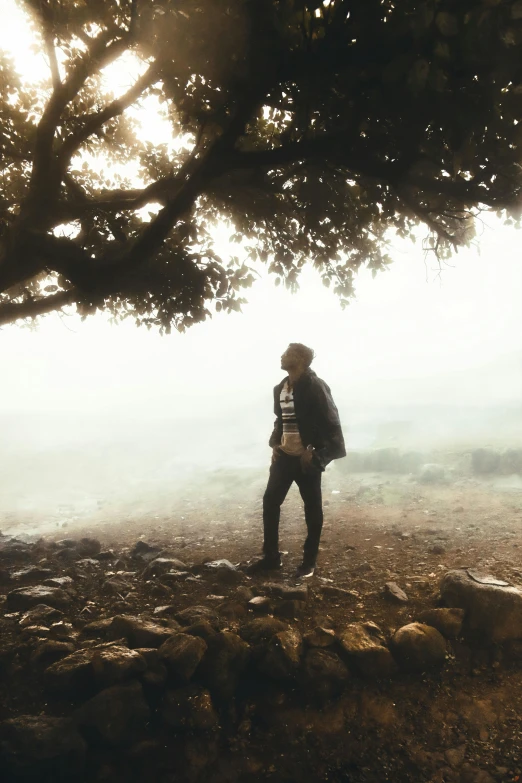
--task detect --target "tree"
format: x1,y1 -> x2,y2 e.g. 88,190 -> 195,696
0,0 -> 521,332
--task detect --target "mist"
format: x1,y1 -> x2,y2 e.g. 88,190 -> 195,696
1,219 -> 521,536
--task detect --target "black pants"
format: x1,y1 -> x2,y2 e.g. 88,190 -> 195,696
263,451 -> 323,566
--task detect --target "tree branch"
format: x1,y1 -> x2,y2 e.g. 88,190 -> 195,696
0,290 -> 77,326
59,61 -> 160,166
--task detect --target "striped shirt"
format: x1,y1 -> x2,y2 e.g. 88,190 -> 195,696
279,380 -> 305,456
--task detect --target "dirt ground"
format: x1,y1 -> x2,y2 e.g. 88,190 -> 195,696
2,465 -> 522,782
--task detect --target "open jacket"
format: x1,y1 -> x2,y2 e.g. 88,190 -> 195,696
268,368 -> 346,471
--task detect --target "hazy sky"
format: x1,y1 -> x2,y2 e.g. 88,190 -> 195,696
1,1 -> 521,421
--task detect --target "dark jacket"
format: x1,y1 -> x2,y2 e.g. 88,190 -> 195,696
268,368 -> 346,471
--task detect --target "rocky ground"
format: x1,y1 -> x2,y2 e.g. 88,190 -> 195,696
1,464 -> 522,783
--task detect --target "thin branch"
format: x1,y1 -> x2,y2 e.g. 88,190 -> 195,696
59,61 -> 160,165
0,290 -> 77,326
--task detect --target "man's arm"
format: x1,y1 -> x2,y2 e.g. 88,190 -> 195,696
311,379 -> 346,469
268,384 -> 283,448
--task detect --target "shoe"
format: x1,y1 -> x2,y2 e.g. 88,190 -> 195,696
295,562 -> 315,579
245,553 -> 283,574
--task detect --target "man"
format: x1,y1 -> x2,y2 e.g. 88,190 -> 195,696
249,343 -> 346,578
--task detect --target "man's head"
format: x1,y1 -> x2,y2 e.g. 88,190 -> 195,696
281,343 -> 315,374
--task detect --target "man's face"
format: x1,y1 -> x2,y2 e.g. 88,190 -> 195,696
281,346 -> 301,371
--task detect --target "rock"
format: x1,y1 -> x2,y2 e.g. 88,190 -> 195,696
235,585 -> 255,602
43,576 -> 75,588
257,627 -> 303,679
143,557 -> 189,578
135,648 -> 168,687
31,640 -> 76,666
429,544 -> 446,555
304,626 -> 337,648
95,550 -> 116,561
383,582 -> 409,603
262,582 -> 309,601
158,633 -> 207,680
184,620 -> 218,641
391,622 -> 447,671
152,604 -> 177,617
130,541 -> 163,562
73,680 -> 150,744
0,536 -> 33,564
6,585 -> 71,611
19,604 -> 64,627
159,570 -> 191,585
77,538 -> 102,557
82,618 -> 114,637
0,715 -> 86,780
320,585 -> 359,599
444,745 -> 467,768
500,448 -> 522,475
45,644 -> 146,693
301,649 -> 350,702
175,605 -> 221,629
440,568 -> 522,642
11,566 -> 53,582
162,685 -> 218,731
108,615 -> 180,648
472,448 -> 500,475
416,608 -> 464,639
339,622 -> 397,678
240,617 -> 289,645
274,599 -> 306,619
49,621 -> 78,641
203,559 -> 243,585
419,463 -> 446,483
198,631 -> 250,699
249,596 -> 272,613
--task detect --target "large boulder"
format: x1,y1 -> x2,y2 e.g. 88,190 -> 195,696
440,568 -> 522,642
198,631 -> 250,700
339,622 -> 397,678
240,617 -> 288,645
0,715 -> 86,781
471,448 -> 500,474
158,633 -> 207,680
301,649 -> 350,703
390,623 -> 447,672
175,605 -> 222,629
416,608 -> 465,639
45,644 -> 146,694
257,627 -> 303,680
108,615 -> 180,648
73,680 -> 150,745
6,585 -> 71,611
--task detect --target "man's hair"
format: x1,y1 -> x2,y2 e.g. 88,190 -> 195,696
289,342 -> 315,367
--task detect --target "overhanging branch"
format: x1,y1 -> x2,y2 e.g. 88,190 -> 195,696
0,290 -> 77,326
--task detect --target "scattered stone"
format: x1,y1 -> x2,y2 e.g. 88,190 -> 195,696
31,640 -> 76,666
108,615 -> 180,648
95,550 -> 115,561
240,617 -> 288,645
429,544 -> 446,555
49,621 -> 78,641
218,600 -> 248,621
159,570 -> 191,585
301,648 -> 350,702
77,538 -> 102,557
383,582 -> 409,603
184,620 -> 218,641
43,576 -> 75,588
339,622 -> 397,678
11,566 -> 54,582
391,622 -> 447,671
130,541 -> 163,562
162,685 -> 218,731
416,608 -> 465,639
175,605 -> 221,629
440,568 -> 522,642
353,562 -> 374,574
73,680 -> 150,744
0,715 -> 86,780
143,558 -> 189,578
248,596 -> 272,613
136,648 -> 168,687
158,633 -> 207,680
262,582 -> 309,601
19,604 -> 64,627
45,644 -> 146,693
202,559 -> 243,585
198,630 -> 250,699
304,626 -> 337,648
235,585 -> 255,602
82,618 -> 114,637
6,585 -> 71,611
257,627 -> 303,679
152,605 -> 177,618
0,537 -> 33,564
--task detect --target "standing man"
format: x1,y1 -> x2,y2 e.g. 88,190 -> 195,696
249,343 -> 346,578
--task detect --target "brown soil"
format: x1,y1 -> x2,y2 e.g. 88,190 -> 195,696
2,467 -> 522,782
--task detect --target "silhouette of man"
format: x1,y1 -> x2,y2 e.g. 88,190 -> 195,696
249,343 -> 346,578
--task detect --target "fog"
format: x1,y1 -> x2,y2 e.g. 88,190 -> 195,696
1,221 -> 521,533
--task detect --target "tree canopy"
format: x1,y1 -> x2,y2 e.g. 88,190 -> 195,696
0,0 -> 521,332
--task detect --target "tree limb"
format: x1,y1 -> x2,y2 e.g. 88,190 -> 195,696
0,289 -> 77,326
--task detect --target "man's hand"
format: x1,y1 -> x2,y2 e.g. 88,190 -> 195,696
300,447 -> 317,473
271,446 -> 281,464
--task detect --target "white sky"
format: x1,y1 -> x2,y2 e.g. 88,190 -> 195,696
1,0 -> 521,420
